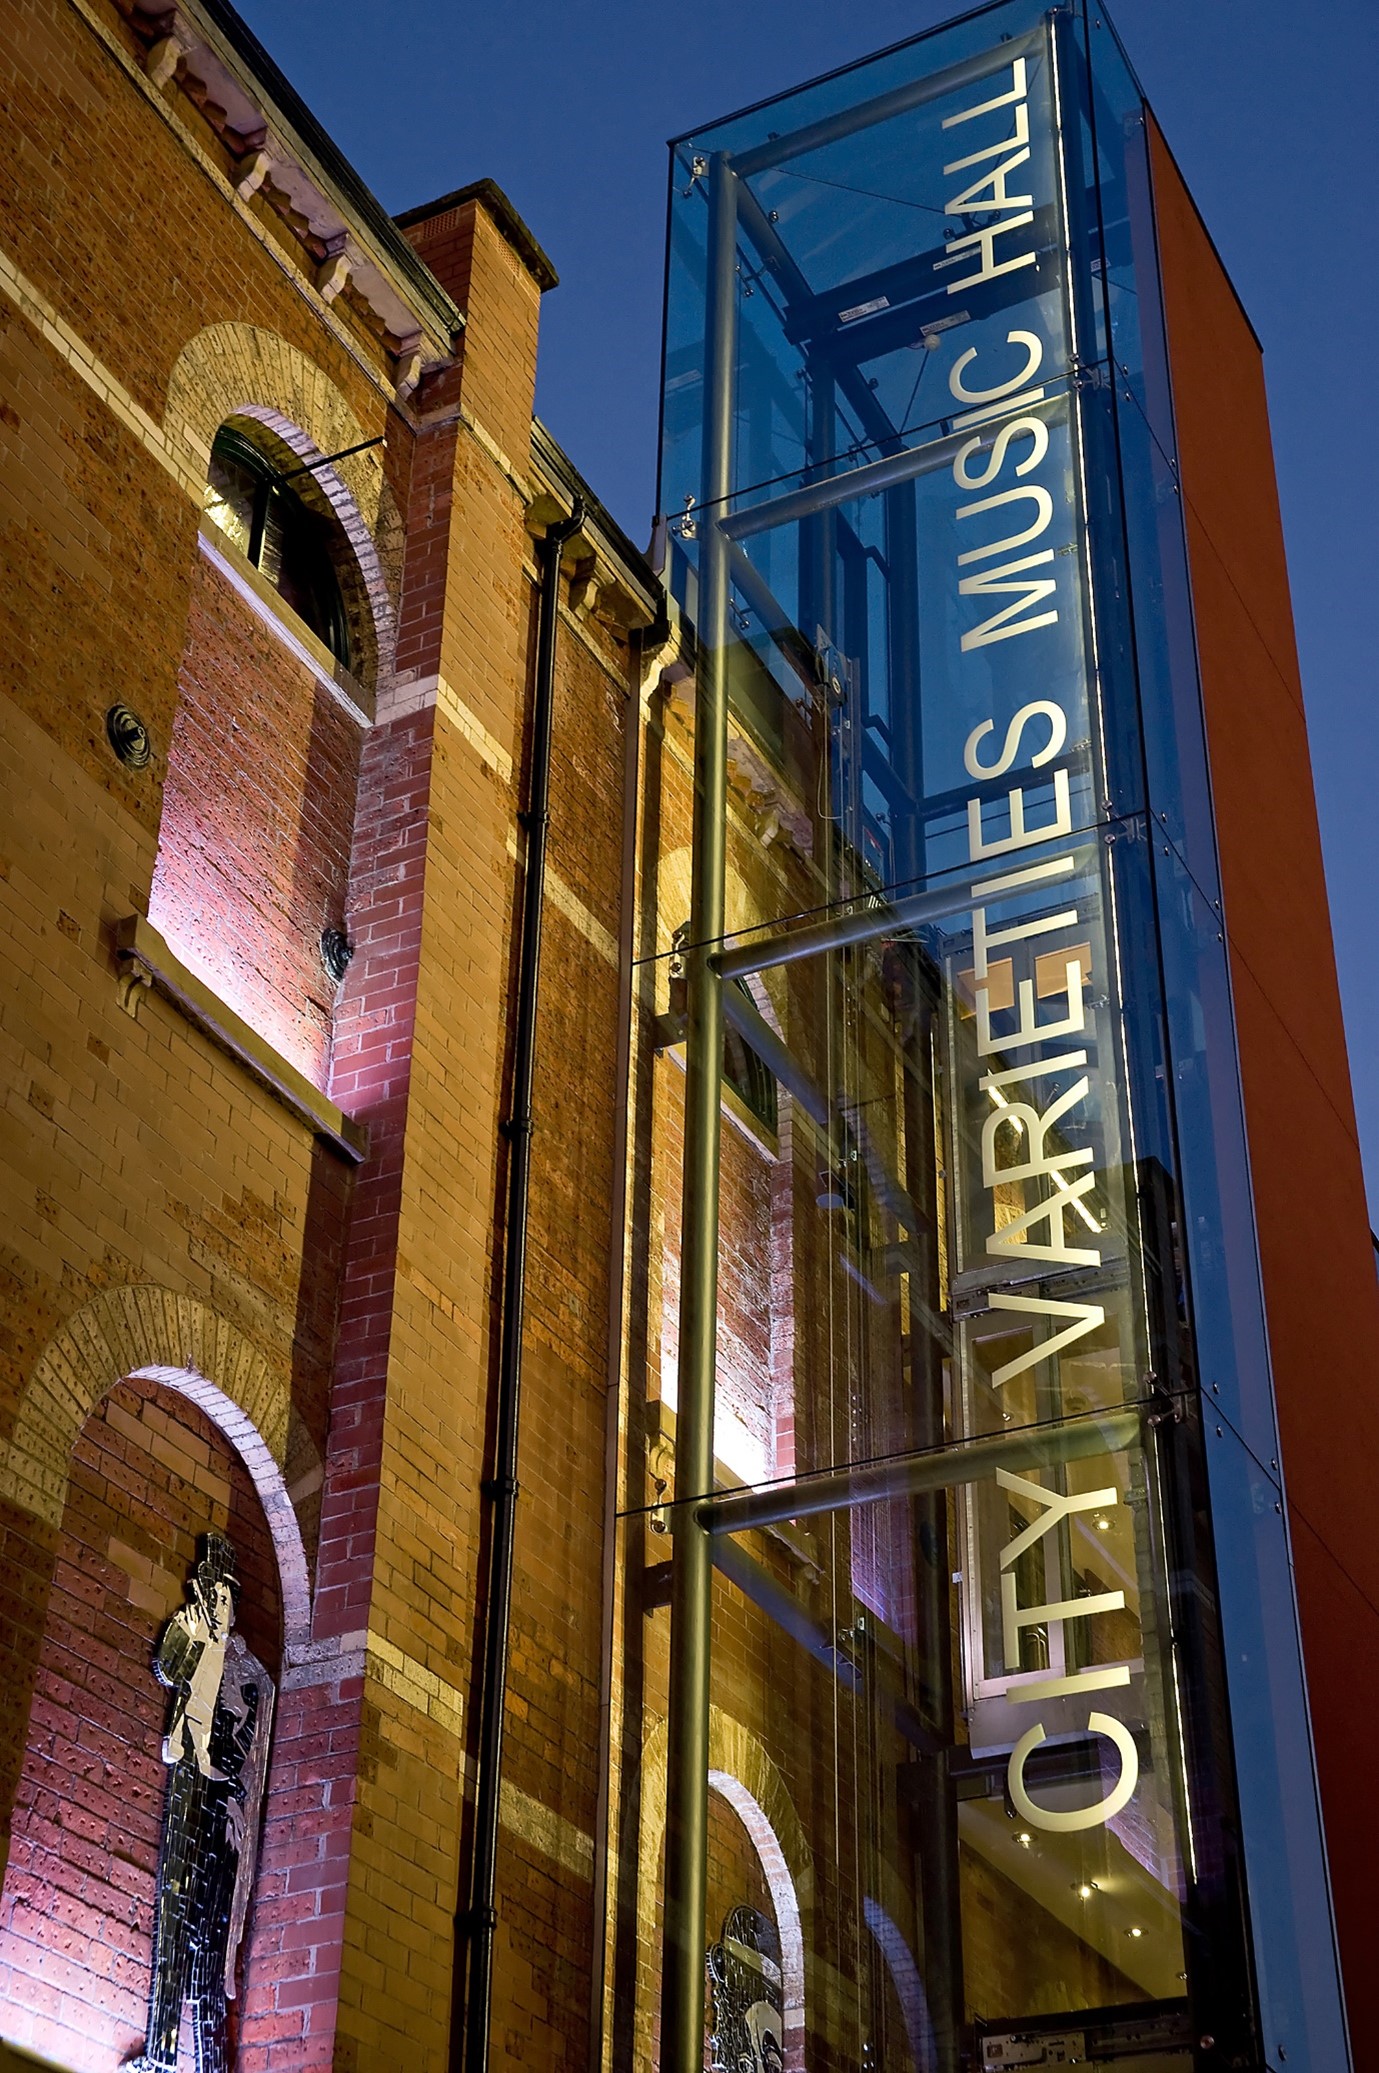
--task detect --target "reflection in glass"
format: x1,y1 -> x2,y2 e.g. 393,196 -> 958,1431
704,1450 -> 1190,2066
626,3 -> 1344,2068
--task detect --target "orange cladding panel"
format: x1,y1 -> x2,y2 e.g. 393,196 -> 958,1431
1148,117 -> 1379,2006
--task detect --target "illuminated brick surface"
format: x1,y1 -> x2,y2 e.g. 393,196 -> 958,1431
149,551 -> 364,1087
0,1381 -> 280,2068
0,2 -> 650,2067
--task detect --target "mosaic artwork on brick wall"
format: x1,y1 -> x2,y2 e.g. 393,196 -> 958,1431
707,1905 -> 784,2073
128,1530 -> 274,2073
0,1380 -> 285,2070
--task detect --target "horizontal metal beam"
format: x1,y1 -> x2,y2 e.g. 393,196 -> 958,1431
720,429 -> 969,541
713,842 -> 1094,982
811,220 -> 1059,369
713,876 -> 974,980
730,29 -> 1044,179
699,1410 -> 1143,1536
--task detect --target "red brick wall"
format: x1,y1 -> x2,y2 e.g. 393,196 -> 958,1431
313,699 -> 433,1646
402,201 -> 542,468
0,0 -> 392,835
1,6 -> 662,2067
0,1378 -> 281,2069
149,551 -> 364,1088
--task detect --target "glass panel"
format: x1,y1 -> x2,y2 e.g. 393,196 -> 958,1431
666,14 -> 1114,917
1150,840 -> 1281,1467
645,826 -> 1184,1504
638,3 -> 1347,2066
205,433 -> 257,555
1082,12 -> 1175,460
1078,11 -> 1222,902
645,1413 -> 1210,2069
630,1413 -> 1344,2071
1199,1420 -> 1349,2073
262,493 -> 350,664
204,426 -> 350,666
1111,382 -> 1221,901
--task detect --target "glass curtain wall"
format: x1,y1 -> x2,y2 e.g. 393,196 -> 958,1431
619,5 -> 1347,2069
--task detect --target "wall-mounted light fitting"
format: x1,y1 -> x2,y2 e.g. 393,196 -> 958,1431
105,703 -> 152,769
321,928 -> 354,983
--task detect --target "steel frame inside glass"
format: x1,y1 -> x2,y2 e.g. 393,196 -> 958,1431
628,4 -> 1348,2068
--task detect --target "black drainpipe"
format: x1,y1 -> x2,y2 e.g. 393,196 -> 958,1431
458,496 -> 585,2073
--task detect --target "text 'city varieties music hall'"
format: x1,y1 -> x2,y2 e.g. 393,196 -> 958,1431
640,2 -> 1367,2068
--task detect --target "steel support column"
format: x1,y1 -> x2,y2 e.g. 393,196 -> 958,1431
658,149 -> 738,2073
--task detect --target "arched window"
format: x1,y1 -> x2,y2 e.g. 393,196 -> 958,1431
205,425 -> 351,667
150,412 -> 374,1086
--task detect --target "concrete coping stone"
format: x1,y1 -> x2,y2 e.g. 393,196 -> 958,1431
114,913 -> 368,1163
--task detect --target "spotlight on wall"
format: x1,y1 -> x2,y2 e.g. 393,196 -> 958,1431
105,703 -> 152,769
321,928 -> 354,984
815,1170 -> 854,1212
815,1153 -> 859,1213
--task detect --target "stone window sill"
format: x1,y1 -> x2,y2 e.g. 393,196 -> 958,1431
115,914 -> 368,1163
198,516 -> 374,724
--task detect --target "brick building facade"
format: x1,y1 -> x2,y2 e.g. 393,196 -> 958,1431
1,1 -> 657,2065
2,2 -> 1373,2072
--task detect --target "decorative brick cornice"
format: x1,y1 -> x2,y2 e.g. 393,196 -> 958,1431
105,0 -> 463,382
529,417 -> 661,632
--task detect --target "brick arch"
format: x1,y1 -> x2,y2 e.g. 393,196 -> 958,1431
635,1704 -> 812,2067
165,321 -> 378,526
659,842 -> 788,1032
164,320 -> 395,680
0,1297 -> 323,2064
0,1284 -> 308,1654
864,1890 -> 936,2071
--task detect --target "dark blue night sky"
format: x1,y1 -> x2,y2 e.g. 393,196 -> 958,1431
236,0 -> 1379,1220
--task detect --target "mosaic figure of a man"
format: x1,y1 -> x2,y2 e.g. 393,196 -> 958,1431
126,1530 -> 274,2073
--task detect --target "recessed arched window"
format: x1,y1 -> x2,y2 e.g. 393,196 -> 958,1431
205,425 -> 351,667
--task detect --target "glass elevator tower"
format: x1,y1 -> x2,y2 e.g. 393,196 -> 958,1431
635,3 -> 1350,2068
